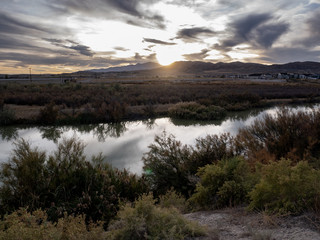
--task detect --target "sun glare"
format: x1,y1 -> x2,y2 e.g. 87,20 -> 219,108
156,48 -> 183,66
157,56 -> 176,66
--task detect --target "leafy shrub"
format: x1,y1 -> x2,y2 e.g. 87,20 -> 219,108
142,132 -> 193,197
107,195 -> 206,240
0,138 -> 148,225
143,132 -> 241,198
189,157 -> 255,209
249,159 -> 320,214
159,188 -> 187,213
189,133 -> 241,173
0,208 -> 106,240
169,102 -> 226,121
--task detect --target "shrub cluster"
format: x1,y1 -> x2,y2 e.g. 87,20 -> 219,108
107,195 -> 206,240
189,157 -> 256,209
168,102 -> 226,121
0,209 -> 106,240
249,159 -> 320,214
0,138 -> 148,225
143,107 -> 320,214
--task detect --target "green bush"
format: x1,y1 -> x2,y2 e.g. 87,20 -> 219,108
168,102 -> 226,121
142,132 -> 193,197
189,133 -> 240,173
107,195 -> 206,240
189,157 -> 255,209
0,208 -> 106,240
249,159 -> 320,214
159,188 -> 188,213
0,138 -> 148,225
143,132 -> 241,198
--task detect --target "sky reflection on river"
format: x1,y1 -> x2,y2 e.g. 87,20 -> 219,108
0,105 -> 317,174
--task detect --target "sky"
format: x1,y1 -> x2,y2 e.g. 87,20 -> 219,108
1,0 -> 320,74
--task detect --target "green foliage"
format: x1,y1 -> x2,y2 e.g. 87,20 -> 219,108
107,195 -> 206,240
169,102 -> 226,121
142,132 -> 193,197
143,132 -> 240,198
0,137 -> 148,225
0,139 -> 48,214
189,133 -> 240,173
189,157 -> 255,209
249,159 -> 320,214
0,208 -> 106,240
158,188 -> 187,213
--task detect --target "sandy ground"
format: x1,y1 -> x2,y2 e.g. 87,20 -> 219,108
185,208 -> 320,240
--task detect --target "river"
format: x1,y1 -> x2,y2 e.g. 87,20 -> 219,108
0,105 -> 317,174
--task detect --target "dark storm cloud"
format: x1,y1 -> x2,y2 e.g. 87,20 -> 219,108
253,23 -> 289,48
143,38 -> 176,45
219,13 -> 289,50
43,38 -> 95,57
69,45 -> 94,57
176,27 -> 215,42
0,11 -> 50,35
183,49 -> 210,61
0,34 -> 37,50
227,13 -> 272,46
51,0 -> 165,29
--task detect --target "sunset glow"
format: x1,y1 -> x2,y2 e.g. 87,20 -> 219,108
1,0 -> 320,73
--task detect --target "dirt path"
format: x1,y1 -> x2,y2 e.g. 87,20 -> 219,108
185,208 -> 320,240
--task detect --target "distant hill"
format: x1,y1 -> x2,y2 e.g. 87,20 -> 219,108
159,61 -> 320,74
86,62 -> 161,73
83,61 -> 320,75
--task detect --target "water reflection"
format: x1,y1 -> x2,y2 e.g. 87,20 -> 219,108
92,122 -> 127,141
0,126 -> 19,141
40,126 -> 62,143
0,105 -> 318,174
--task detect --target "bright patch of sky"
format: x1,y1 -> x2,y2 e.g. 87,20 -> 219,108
0,0 -> 319,73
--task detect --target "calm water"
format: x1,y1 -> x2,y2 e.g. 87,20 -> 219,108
0,106 -> 317,174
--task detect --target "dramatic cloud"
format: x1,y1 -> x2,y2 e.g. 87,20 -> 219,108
1,0 -> 320,73
302,9 -> 320,47
49,0 -> 165,29
252,23 -> 290,48
0,11 -> 51,35
183,49 -> 210,61
176,27 -> 215,42
43,38 -> 95,57
221,13 -> 272,48
143,38 -> 176,45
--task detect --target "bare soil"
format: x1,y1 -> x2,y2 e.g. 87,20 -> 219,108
185,208 -> 320,240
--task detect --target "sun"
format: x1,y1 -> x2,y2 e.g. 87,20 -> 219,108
157,56 -> 175,66
156,48 -> 183,66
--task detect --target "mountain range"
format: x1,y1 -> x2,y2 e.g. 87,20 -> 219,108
87,62 -> 161,73
85,61 -> 320,75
